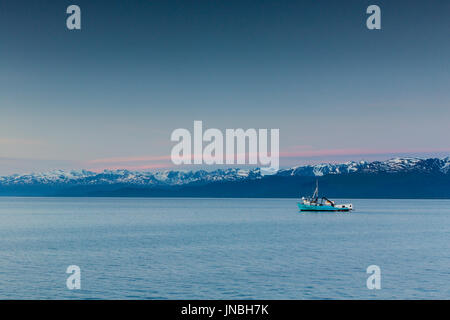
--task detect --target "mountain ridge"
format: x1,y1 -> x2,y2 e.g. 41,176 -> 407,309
1,157 -> 449,198
1,157 -> 449,186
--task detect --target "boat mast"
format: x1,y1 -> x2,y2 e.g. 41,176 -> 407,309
312,180 -> 319,199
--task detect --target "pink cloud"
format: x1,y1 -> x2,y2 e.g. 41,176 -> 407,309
88,163 -> 174,172
280,147 -> 450,158
84,147 -> 450,172
88,155 -> 172,164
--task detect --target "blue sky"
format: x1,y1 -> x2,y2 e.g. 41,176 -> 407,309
0,0 -> 449,174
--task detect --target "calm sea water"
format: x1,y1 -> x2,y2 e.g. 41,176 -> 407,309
0,197 -> 449,299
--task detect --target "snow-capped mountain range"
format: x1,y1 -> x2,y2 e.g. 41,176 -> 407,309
277,157 -> 450,177
1,157 -> 449,187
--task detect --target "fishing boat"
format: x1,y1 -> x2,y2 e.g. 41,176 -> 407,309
298,181 -> 353,212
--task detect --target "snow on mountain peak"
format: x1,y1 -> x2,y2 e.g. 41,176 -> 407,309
0,157 -> 448,186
